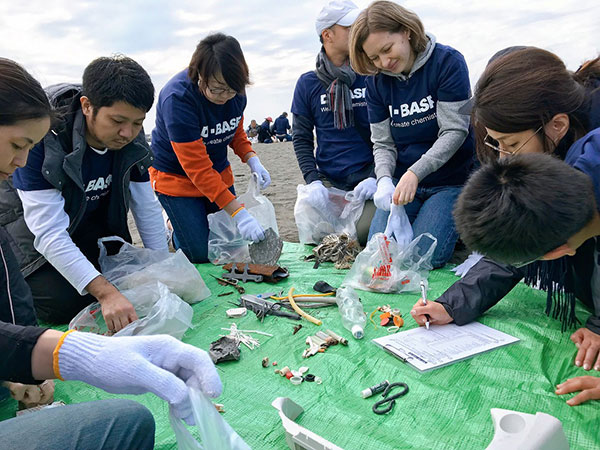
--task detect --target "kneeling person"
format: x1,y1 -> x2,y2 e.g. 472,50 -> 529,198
5,56 -> 167,331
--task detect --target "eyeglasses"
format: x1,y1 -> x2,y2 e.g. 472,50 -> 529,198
198,79 -> 236,96
484,126 -> 544,157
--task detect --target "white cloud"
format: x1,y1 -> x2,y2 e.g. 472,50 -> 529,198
0,0 -> 597,129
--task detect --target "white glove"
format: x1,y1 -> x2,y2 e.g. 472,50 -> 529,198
247,156 -> 271,189
451,251 -> 484,277
2,380 -> 54,408
57,332 -> 222,425
352,177 -> 377,202
233,208 -> 265,242
306,180 -> 330,210
384,203 -> 413,247
373,177 -> 395,211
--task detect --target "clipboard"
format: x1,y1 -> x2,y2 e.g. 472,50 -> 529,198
372,322 -> 520,372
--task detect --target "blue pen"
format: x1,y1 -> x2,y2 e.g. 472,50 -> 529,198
420,280 -> 430,330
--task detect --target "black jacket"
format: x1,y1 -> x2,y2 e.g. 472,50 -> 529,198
0,92 -> 153,278
0,228 -> 47,384
437,238 -> 600,334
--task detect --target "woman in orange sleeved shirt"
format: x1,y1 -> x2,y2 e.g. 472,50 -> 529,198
150,33 -> 270,262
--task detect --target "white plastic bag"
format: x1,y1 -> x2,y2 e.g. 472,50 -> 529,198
207,173 -> 278,264
98,237 -> 211,304
69,282 -> 193,340
294,184 -> 365,244
170,388 -> 250,450
383,204 -> 413,248
343,233 -> 437,293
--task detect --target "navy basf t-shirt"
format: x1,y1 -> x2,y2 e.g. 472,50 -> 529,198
366,43 -> 474,187
13,141 -> 147,220
291,71 -> 373,181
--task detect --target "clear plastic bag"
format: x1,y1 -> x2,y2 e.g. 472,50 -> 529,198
98,237 -> 211,304
208,173 -> 278,264
69,282 -> 193,340
343,233 -> 437,293
170,387 -> 250,450
294,184 -> 365,244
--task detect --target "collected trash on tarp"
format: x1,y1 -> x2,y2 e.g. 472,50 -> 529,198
303,330 -> 348,358
208,173 -> 279,264
222,262 -> 289,283
209,336 -> 241,364
249,228 -> 283,266
304,233 -> 361,269
344,233 -> 436,294
69,282 -> 193,339
98,236 -> 211,304
295,184 -> 364,244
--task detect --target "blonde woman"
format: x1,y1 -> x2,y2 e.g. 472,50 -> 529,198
349,0 -> 474,267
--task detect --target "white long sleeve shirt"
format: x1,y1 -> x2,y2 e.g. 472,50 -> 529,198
18,180 -> 167,295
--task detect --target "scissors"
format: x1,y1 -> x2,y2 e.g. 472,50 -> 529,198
372,382 -> 409,415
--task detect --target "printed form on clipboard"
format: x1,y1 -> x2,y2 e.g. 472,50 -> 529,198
372,322 -> 519,372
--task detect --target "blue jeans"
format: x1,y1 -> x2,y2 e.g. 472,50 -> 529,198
158,189 -> 234,264
0,399 -> 154,449
368,185 -> 462,268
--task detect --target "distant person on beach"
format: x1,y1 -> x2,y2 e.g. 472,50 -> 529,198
150,33 -> 270,263
258,117 -> 275,143
291,0 -> 376,245
0,55 -> 167,331
247,118 -> 260,143
273,112 -> 292,141
0,57 -> 222,449
350,0 -> 475,268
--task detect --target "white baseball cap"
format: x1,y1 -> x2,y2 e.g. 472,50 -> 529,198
315,0 -> 361,37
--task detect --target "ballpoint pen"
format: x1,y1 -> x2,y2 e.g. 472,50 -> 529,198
420,280 -> 430,330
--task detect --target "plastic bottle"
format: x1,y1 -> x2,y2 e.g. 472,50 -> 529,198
335,285 -> 366,339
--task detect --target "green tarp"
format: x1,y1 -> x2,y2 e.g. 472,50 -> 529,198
1,242 -> 598,449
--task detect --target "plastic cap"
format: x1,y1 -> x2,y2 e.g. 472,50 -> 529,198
290,376 -> 303,385
351,324 -> 364,339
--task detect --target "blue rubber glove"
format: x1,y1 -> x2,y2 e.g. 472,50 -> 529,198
373,177 -> 395,211
306,180 -> 330,211
247,156 -> 271,190
233,208 -> 265,242
384,203 -> 413,247
352,177 -> 377,202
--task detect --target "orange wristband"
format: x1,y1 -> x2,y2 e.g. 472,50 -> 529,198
230,206 -> 244,218
52,329 -> 76,381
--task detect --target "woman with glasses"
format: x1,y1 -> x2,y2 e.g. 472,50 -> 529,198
348,0 -> 475,268
411,47 -> 600,405
150,33 -> 271,263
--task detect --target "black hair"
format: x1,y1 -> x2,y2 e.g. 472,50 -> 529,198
454,153 -> 596,264
188,33 -> 250,94
0,58 -> 52,126
82,55 -> 154,114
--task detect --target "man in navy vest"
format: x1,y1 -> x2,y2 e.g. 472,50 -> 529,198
291,0 -> 376,244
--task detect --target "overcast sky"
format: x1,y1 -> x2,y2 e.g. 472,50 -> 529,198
1,0 -> 598,130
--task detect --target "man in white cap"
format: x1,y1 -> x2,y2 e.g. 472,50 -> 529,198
291,0 -> 376,245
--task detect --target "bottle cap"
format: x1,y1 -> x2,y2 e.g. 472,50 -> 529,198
290,376 -> 303,385
351,324 -> 364,339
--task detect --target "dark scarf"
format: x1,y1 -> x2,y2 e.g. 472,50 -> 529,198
523,257 -> 578,331
315,47 -> 356,130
